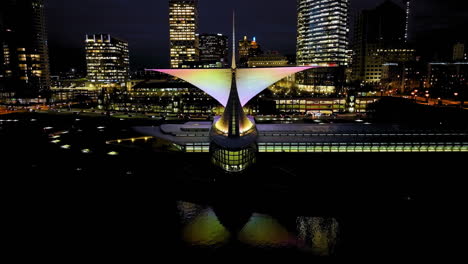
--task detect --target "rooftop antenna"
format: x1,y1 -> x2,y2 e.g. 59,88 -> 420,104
232,11 -> 237,70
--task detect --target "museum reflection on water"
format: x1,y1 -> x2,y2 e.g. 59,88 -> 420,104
177,201 -> 340,256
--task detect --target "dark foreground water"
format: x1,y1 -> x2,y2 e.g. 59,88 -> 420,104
1,112 -> 466,261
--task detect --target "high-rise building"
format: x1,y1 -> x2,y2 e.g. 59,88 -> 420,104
0,0 -> 50,98
198,33 -> 228,67
0,10 -> 5,91
85,34 -> 129,87
295,0 -> 349,94
238,36 -> 263,67
296,0 -> 349,66
169,0 -> 199,69
249,37 -> 262,57
239,36 -> 251,60
403,0 -> 411,43
352,0 -> 411,84
453,42 -> 465,61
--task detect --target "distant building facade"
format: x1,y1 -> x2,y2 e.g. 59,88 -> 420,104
85,34 -> 129,88
198,33 -> 228,67
0,0 -> 50,98
169,0 -> 199,68
247,52 -> 288,68
363,47 -> 416,83
238,36 -> 251,60
296,0 -> 349,66
381,59 -> 425,94
108,80 -> 219,115
296,0 -> 349,95
270,97 -> 378,114
428,62 -> 468,99
453,42 -> 466,62
180,61 -> 224,69
352,0 -> 413,84
238,36 -> 263,67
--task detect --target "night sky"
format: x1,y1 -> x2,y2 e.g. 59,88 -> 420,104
46,0 -> 468,73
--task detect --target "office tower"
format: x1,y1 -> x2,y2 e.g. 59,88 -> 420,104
239,36 -> 251,61
0,0 -> 50,98
453,42 -> 465,61
404,0 -> 411,43
238,36 -> 263,67
169,0 -> 199,68
297,0 -> 349,66
352,0 -> 410,83
85,34 -> 129,87
249,37 -> 262,57
295,0 -> 349,94
198,33 -> 228,67
0,10 -> 5,90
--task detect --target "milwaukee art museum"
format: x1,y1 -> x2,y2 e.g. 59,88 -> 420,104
128,20 -> 468,173
142,19 -> 334,172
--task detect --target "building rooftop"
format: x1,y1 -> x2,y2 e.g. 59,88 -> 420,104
134,122 -> 468,147
134,125 -> 210,145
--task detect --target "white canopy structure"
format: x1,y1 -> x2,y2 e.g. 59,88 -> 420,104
146,65 -> 334,107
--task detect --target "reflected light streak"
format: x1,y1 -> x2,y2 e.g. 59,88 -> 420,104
296,217 -> 340,256
182,208 -> 231,247
238,213 -> 295,248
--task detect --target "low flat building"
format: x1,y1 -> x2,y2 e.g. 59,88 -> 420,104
428,62 -> 468,98
247,53 -> 289,68
181,60 -> 224,69
132,122 -> 468,153
109,80 -> 219,115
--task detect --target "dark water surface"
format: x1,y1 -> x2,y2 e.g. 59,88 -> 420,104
2,112 -> 466,260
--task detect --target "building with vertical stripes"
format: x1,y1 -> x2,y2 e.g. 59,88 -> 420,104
0,0 -> 50,98
297,0 -> 349,66
169,0 -> 199,69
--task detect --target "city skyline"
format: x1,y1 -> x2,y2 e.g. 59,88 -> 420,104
46,0 -> 468,72
1,0 -> 467,259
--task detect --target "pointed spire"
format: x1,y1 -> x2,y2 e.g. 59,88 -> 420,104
213,11 -> 255,137
231,11 -> 237,70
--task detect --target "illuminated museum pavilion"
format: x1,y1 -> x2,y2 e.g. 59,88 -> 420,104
130,17 -> 468,172
143,18 -> 329,172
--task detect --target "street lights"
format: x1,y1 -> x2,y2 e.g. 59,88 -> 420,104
412,89 -> 418,102
425,93 -> 430,105
454,92 -> 463,108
